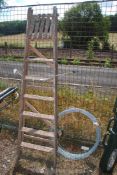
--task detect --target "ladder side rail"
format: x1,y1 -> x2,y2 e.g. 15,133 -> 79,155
53,6 -> 58,173
18,8 -> 33,146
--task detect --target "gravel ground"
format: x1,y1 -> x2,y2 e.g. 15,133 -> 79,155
0,137 -> 117,175
0,139 -> 17,175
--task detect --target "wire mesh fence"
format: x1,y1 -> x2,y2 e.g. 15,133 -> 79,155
0,2 -> 116,99
0,1 -> 117,174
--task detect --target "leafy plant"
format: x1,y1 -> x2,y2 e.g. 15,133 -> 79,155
87,40 -> 94,60
104,58 -> 112,68
72,58 -> 80,65
60,57 -> 68,65
92,36 -> 101,50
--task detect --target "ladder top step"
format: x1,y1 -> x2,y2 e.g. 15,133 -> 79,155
25,76 -> 52,82
24,94 -> 54,101
28,57 -> 53,63
22,127 -> 54,138
21,142 -> 53,153
23,111 -> 54,121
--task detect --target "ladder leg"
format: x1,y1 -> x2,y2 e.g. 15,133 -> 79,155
53,7 -> 58,173
17,7 -> 32,162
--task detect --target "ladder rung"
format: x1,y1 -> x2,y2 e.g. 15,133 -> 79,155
15,164 -> 45,174
28,57 -> 53,63
24,134 -> 53,145
21,142 -> 53,153
25,76 -> 52,82
22,111 -> 54,121
24,94 -> 54,101
22,127 -> 54,138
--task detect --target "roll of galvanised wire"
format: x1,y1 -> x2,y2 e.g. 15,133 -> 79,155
58,107 -> 101,160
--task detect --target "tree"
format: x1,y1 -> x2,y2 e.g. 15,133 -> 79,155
109,14 -> 117,32
0,0 -> 6,7
60,2 -> 110,49
0,20 -> 26,36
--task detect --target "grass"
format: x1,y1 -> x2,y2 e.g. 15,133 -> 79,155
0,84 -> 116,175
0,33 -> 62,48
0,33 -> 116,65
0,56 -> 23,62
0,83 -> 116,142
0,81 -> 8,90
0,34 -> 25,48
0,33 -> 116,49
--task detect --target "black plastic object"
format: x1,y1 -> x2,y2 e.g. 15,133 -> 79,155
0,87 -> 17,102
0,87 -> 18,111
99,97 -> 117,174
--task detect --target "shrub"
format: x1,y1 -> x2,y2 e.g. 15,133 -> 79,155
60,57 -> 68,65
104,58 -> 112,68
87,40 -> 94,60
72,58 -> 80,65
92,37 -> 100,50
103,40 -> 110,51
0,20 -> 26,36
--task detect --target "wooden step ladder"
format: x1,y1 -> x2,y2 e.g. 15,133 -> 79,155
15,6 -> 58,175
